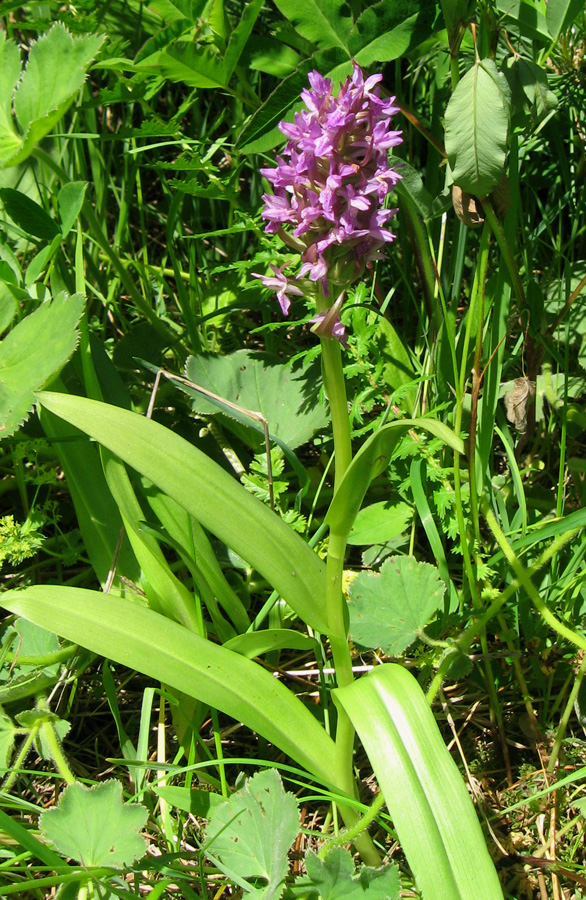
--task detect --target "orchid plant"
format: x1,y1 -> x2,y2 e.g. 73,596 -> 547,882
1,64 -> 505,900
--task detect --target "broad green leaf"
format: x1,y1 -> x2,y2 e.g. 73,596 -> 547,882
0,293 -> 84,439
376,317 -> 418,414
348,556 -> 445,655
502,57 -> 557,122
350,0 -> 436,65
13,618 -> 60,661
185,350 -> 328,450
149,0 -> 201,21
206,769 -> 299,900
224,629 -> 316,658
445,59 -> 510,198
545,0 -> 584,39
395,159 -> 434,220
335,665 -> 504,900
39,399 -> 140,589
57,182 -> 88,236
273,0 -> 353,51
35,391 -> 331,634
0,586 -> 342,785
6,24 -> 104,168
40,780 -> 148,867
24,236 -> 62,288
153,785 -> 226,817
0,287 -> 17,336
305,848 -> 400,900
0,189 -> 61,242
247,38 -> 301,77
326,419 -> 464,539
102,451 -> 202,634
494,0 -> 550,42
347,501 -> 412,546
144,490 -> 250,634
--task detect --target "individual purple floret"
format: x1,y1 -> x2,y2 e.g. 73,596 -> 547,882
251,264 -> 303,315
252,63 -> 402,343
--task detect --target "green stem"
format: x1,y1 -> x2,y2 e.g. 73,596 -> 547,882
467,222 -> 491,543
318,337 -> 352,492
548,653 -> 586,773
319,792 -> 385,859
317,287 -> 380,866
42,719 -> 76,785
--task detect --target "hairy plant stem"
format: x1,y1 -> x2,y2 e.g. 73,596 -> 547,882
548,653 -> 586,773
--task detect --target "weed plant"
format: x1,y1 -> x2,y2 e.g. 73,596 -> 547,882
1,1 -> 586,899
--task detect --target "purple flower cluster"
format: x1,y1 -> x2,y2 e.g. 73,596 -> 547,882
253,64 -> 402,339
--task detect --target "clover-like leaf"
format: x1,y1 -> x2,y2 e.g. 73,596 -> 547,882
206,769 -> 299,900
306,848 -> 400,900
39,780 -> 148,867
348,556 -> 445,655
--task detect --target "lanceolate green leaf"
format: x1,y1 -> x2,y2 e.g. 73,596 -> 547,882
39,400 -> 141,589
35,392 -> 330,634
335,665 -> 504,900
350,0 -> 436,66
326,419 -> 464,538
445,59 -> 510,198
0,587 -> 341,786
273,0 -> 353,52
545,0 -> 584,40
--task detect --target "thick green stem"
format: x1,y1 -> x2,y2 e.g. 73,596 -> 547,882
317,288 -> 380,865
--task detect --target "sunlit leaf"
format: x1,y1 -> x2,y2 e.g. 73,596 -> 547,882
40,781 -> 148,867
348,556 -> 445,655
445,59 -> 510,198
206,769 -> 299,900
335,665 -> 504,900
0,293 -> 84,439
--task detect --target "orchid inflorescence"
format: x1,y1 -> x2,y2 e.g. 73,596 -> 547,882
253,63 -> 403,345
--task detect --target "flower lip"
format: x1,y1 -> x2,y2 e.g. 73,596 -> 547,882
251,264 -> 303,315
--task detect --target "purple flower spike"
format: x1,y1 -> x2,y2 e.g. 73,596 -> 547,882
254,63 -> 402,340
